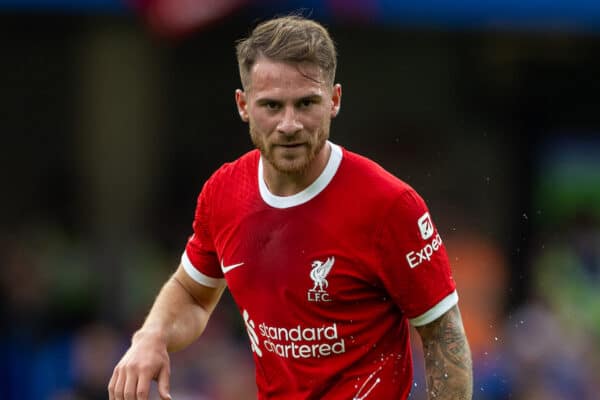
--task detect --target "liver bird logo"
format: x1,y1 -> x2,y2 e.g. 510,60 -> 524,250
310,256 -> 335,292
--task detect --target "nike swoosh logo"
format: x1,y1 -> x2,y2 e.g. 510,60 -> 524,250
221,260 -> 245,274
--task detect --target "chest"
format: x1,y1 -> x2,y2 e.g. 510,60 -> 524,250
213,207 -> 383,320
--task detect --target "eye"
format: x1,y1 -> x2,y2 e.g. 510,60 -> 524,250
299,98 -> 314,108
265,101 -> 280,110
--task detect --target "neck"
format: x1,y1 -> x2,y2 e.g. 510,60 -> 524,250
262,142 -> 331,196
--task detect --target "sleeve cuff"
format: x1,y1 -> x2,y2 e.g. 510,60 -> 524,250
181,251 -> 225,288
409,290 -> 459,327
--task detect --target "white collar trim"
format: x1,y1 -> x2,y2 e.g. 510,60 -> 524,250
258,141 -> 342,209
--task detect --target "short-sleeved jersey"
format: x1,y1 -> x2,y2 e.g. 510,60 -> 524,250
183,142 -> 457,400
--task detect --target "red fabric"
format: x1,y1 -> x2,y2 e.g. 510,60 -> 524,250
185,144 -> 456,399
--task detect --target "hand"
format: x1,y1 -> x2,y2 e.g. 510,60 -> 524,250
108,330 -> 172,400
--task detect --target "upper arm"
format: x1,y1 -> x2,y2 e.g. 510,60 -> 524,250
173,263 -> 226,315
415,305 -> 471,370
376,189 -> 456,320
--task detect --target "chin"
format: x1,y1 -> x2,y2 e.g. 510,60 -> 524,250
271,157 -> 311,175
265,145 -> 311,174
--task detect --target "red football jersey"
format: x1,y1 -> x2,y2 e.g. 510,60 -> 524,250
183,142 -> 457,399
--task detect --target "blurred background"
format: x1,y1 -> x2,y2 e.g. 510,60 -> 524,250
1,0 -> 600,399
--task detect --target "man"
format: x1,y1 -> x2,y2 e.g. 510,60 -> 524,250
108,15 -> 473,400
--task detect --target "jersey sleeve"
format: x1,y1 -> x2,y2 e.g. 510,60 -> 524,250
376,188 -> 457,326
182,179 -> 225,288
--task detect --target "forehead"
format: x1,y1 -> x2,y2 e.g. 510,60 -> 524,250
247,57 -> 327,98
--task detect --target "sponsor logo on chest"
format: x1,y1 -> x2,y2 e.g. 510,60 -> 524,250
243,309 -> 346,360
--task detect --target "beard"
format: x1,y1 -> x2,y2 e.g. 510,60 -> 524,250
250,124 -> 330,175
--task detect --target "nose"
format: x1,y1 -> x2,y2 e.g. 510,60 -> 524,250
276,106 -> 302,135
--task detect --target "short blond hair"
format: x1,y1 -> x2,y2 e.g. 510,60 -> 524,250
235,15 -> 337,89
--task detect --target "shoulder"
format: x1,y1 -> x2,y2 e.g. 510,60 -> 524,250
329,146 -> 430,232
338,146 -> 417,201
193,149 -> 260,223
203,149 -> 260,192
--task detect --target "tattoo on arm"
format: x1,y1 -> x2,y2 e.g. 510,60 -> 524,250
416,305 -> 473,400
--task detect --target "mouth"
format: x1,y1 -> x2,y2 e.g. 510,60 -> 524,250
276,143 -> 305,150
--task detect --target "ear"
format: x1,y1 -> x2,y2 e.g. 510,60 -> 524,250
330,84 -> 342,118
235,89 -> 249,122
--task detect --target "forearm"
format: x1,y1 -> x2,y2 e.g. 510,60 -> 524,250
417,306 -> 473,400
137,270 -> 222,352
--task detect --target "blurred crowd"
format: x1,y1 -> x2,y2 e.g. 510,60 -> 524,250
0,223 -> 257,400
411,216 -> 600,399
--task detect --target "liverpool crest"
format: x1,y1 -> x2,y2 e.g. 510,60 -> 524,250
308,256 -> 334,302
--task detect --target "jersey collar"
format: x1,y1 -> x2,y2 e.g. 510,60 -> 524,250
258,141 -> 343,209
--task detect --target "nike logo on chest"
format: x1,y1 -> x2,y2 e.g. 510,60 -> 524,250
221,259 -> 245,274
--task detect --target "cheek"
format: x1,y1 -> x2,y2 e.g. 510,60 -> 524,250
311,112 -> 331,133
310,107 -> 332,127
249,112 -> 276,132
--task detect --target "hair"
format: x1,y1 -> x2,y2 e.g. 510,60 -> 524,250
235,15 -> 337,89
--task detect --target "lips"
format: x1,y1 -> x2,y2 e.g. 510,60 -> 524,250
278,143 -> 304,148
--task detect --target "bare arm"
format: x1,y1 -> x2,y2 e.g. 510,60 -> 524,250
415,305 -> 473,400
108,264 -> 225,400
139,264 -> 226,352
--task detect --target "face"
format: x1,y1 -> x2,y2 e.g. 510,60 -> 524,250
235,57 -> 341,176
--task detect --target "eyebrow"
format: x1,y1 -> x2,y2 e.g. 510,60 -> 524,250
255,93 -> 323,105
298,94 -> 323,102
256,98 -> 280,105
